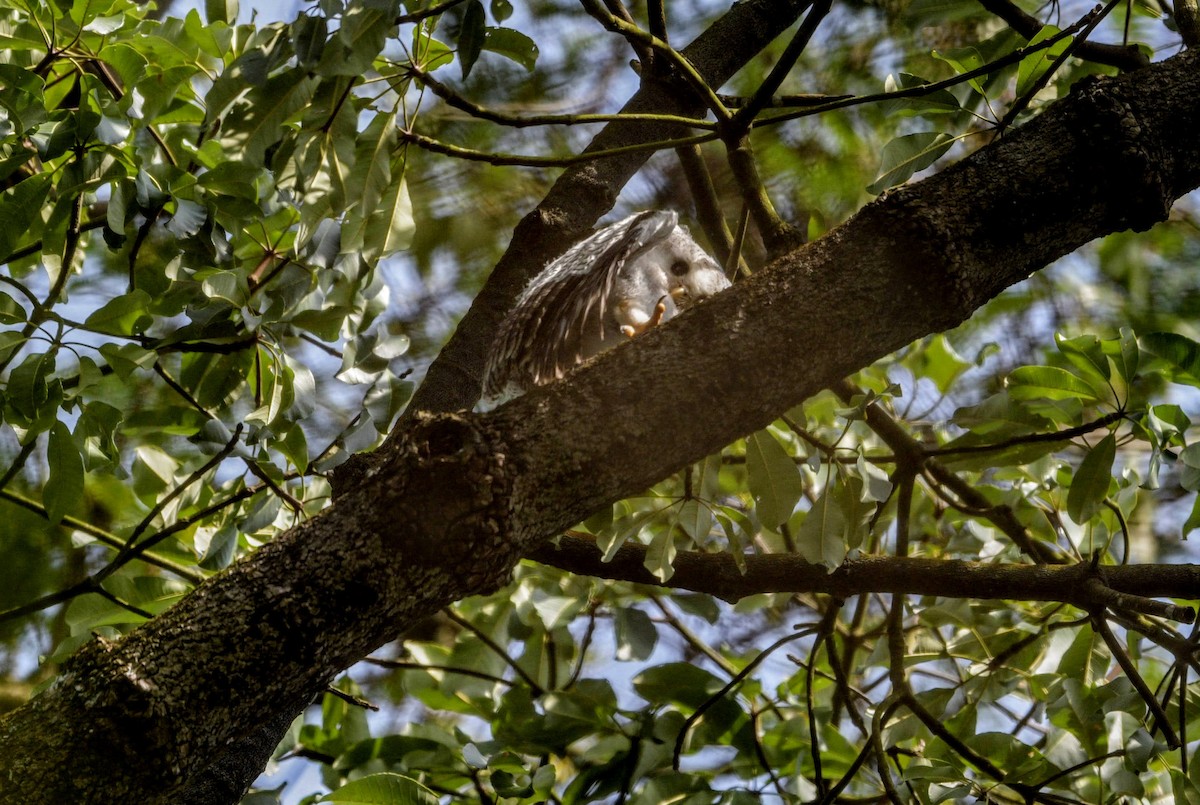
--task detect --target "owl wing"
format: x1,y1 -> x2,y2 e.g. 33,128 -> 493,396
484,210 -> 678,396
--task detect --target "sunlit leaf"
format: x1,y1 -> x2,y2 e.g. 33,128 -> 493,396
644,526 -> 679,582
45,423 -> 83,524
792,486 -> 848,569
218,69 -> 319,166
1056,333 -> 1109,383
1115,326 -> 1139,383
1066,433 -> 1116,524
1142,331 -> 1200,386
745,430 -> 803,529
361,163 -> 414,262
915,334 -> 971,393
1007,365 -> 1102,402
932,46 -> 988,96
321,772 -> 439,804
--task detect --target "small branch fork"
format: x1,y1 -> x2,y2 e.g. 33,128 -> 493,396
526,370 -> 1197,799
410,0 -> 1181,797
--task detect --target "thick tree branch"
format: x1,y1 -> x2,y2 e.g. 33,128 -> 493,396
485,51 -> 1200,547
2,47 -> 1199,805
976,0 -> 1149,71
527,533 -> 1198,620
400,0 -> 812,418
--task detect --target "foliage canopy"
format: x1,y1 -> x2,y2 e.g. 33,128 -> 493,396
2,0 -> 1200,803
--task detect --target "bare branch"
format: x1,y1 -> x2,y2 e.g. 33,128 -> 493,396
527,532 -> 1200,618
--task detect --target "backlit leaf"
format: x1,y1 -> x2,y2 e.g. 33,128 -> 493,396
1007,365 -> 1101,402
46,423 -> 83,524
745,430 -> 803,529
1067,433 -> 1115,525
322,772 -> 439,804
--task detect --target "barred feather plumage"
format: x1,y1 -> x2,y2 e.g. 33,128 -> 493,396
483,211 -> 730,399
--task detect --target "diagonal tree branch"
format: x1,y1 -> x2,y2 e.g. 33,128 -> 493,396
485,50 -> 1200,550
2,45 -> 1199,805
398,0 -> 813,419
976,0 -> 1149,70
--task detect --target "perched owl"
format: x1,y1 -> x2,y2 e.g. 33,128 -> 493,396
483,210 -> 730,399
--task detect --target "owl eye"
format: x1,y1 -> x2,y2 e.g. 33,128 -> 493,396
669,259 -> 690,277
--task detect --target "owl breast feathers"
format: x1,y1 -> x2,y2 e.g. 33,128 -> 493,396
483,210 -> 731,399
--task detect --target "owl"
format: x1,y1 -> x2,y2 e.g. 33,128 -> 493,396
483,210 -> 730,399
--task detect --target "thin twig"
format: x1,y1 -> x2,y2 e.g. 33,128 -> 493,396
1092,613 -> 1180,747
443,608 -> 545,695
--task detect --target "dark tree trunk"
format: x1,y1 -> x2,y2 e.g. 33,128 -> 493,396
1,41 -> 1198,805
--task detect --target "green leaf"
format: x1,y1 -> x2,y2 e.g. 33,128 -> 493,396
932,46 -> 988,96
868,131 -> 955,194
1170,769 -> 1200,805
330,5 -> 394,76
490,0 -> 513,22
200,270 -> 248,306
1142,331 -> 1200,386
83,289 -> 153,335
361,163 -> 414,262
483,27 -> 539,71
596,507 -> 658,561
45,422 -> 83,524
490,768 -> 534,798
1056,333 -> 1109,383
218,69 -> 319,167
1183,495 -> 1200,539
198,523 -> 240,570
1115,326 -> 1139,383
350,113 -> 398,223
1179,443 -> 1200,492
0,289 -> 26,324
633,663 -> 724,708
792,487 -> 848,569
1016,26 -> 1069,98
0,174 -> 52,260
76,401 -> 122,468
644,526 -> 679,582
745,430 -> 803,529
8,350 -> 53,422
915,334 -> 971,393
458,0 -> 487,79
614,606 -> 657,661
856,453 -> 892,502
675,497 -> 714,545
1007,365 -> 1101,402
292,14 -> 328,67
880,72 -> 962,117
321,772 -> 439,804
412,29 -> 454,72
204,0 -> 238,24
99,342 -> 156,379
1066,433 -> 1115,525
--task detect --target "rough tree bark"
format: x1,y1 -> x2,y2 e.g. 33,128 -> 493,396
1,41 -> 1198,805
401,0 -> 813,416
